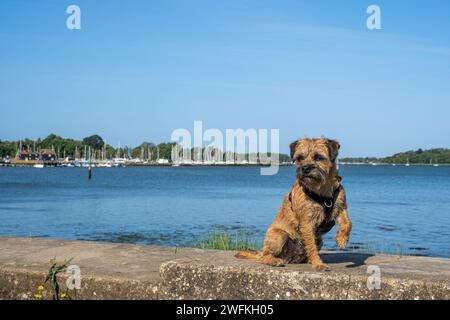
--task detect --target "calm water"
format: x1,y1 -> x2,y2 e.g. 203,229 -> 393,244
0,165 -> 449,258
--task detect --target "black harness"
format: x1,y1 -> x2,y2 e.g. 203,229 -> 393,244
289,181 -> 342,235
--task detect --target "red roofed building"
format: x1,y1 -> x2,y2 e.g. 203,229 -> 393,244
17,149 -> 56,161
40,149 -> 56,161
18,150 -> 40,161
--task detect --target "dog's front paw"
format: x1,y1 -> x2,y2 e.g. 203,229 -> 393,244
311,262 -> 330,271
259,255 -> 285,267
336,232 -> 349,249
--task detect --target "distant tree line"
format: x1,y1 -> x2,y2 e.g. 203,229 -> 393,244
3,135 -> 448,164
383,148 -> 450,164
0,134 -> 291,162
341,148 -> 450,164
339,157 -> 379,164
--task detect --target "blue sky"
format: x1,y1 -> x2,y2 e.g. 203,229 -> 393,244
1,0 -> 449,157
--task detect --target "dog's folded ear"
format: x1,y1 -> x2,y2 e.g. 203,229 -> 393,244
289,140 -> 299,161
327,139 -> 340,162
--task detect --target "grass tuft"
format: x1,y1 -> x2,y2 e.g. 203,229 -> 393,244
195,229 -> 260,251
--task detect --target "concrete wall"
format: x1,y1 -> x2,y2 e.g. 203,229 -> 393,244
0,237 -> 449,300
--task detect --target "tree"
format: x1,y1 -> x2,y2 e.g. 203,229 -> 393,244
38,134 -> 83,158
0,141 -> 16,158
132,142 -> 156,159
157,142 -> 177,160
82,135 -> 104,150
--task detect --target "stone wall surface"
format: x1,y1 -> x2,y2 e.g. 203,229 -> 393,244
0,237 -> 449,300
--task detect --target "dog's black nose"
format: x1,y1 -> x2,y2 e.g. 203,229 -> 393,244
301,165 -> 313,174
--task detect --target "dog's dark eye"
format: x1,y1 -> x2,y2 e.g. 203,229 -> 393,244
314,154 -> 325,161
295,155 -> 304,162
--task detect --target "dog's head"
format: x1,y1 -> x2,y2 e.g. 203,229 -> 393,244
290,138 -> 340,190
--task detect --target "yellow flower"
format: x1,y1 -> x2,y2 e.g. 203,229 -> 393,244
37,285 -> 45,291
34,293 -> 42,299
60,293 -> 67,299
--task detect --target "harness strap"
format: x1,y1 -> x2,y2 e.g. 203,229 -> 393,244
289,179 -> 342,235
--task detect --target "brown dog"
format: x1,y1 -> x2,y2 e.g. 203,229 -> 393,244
235,138 -> 352,270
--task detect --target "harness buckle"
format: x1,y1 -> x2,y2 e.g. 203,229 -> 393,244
324,200 -> 333,208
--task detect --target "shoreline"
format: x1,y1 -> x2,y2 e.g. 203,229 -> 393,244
1,162 -> 449,168
339,162 -> 450,167
0,161 -> 293,168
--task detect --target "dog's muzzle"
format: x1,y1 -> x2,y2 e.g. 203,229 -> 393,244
301,165 -> 314,175
298,165 -> 322,180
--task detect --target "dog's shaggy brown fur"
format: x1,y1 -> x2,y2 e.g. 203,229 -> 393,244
235,138 -> 352,270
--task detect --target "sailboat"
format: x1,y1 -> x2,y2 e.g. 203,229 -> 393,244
405,157 -> 410,167
433,158 -> 439,167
